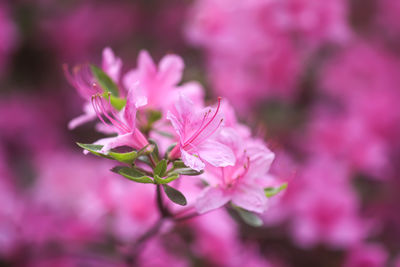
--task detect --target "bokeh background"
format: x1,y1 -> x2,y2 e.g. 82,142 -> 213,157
0,0 -> 400,266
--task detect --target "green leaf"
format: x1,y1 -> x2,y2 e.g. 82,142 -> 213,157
154,173 -> 179,184
162,184 -> 187,206
77,143 -> 102,152
154,159 -> 167,177
235,208 -> 263,227
76,143 -> 112,159
264,183 -> 288,198
115,167 -> 154,184
90,65 -> 119,96
108,151 -> 138,164
110,166 -> 124,174
172,168 -> 203,176
77,143 -> 139,164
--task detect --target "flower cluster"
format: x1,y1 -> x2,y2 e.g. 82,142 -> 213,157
66,47 -> 282,220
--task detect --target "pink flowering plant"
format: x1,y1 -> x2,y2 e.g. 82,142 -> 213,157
66,47 -> 286,228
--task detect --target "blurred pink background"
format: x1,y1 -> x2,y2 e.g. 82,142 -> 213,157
0,0 -> 399,266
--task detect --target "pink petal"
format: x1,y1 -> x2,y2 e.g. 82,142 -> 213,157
167,94 -> 195,140
246,140 -> 275,178
158,54 -> 184,86
175,93 -> 194,119
138,50 -> 157,77
231,183 -> 268,214
122,70 -> 139,90
181,148 -> 205,172
95,132 -> 146,153
68,112 -> 96,130
102,47 -> 122,82
166,111 -> 184,140
122,74 -> 148,107
195,187 -> 230,214
123,87 -> 139,129
189,105 -> 224,146
177,82 -> 205,107
197,139 -> 235,167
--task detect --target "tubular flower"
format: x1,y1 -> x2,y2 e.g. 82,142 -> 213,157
90,88 -> 148,153
167,94 -> 235,172
65,47 -> 123,130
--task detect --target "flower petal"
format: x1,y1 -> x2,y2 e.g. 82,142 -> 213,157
231,183 -> 268,213
245,139 -> 275,178
95,132 -> 144,153
137,50 -> 157,77
181,148 -> 205,172
158,54 -> 184,86
195,187 -> 230,214
197,139 -> 235,167
102,47 -> 122,82
68,112 -> 96,130
166,111 -> 184,140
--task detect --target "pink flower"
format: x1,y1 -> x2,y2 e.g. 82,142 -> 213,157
90,88 -> 148,153
167,94 -> 235,171
195,137 -> 275,214
123,50 -> 204,111
65,47 -> 124,130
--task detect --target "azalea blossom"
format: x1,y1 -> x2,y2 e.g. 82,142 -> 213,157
167,94 -> 235,171
65,47 -> 123,130
123,50 -> 204,111
196,137 -> 275,214
90,88 -> 148,153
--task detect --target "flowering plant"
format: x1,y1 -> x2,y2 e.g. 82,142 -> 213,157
66,47 -> 286,226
